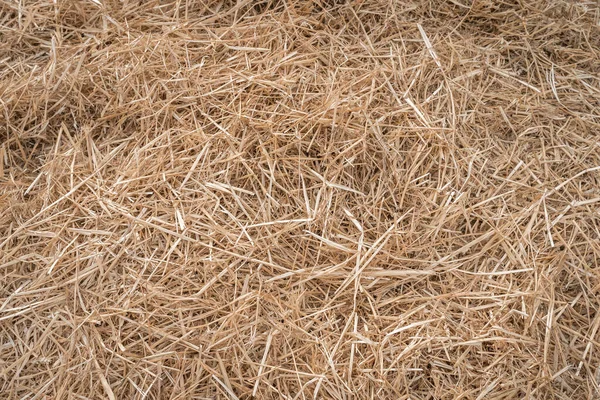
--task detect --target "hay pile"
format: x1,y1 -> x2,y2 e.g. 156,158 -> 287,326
1,0 -> 600,398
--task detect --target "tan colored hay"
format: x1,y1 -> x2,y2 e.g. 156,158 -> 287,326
1,0 -> 600,398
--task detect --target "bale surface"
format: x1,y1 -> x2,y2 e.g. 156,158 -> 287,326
1,1 -> 600,399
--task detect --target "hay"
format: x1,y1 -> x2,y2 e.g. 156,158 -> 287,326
1,0 -> 600,398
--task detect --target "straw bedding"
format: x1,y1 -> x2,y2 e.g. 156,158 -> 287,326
1,0 -> 600,398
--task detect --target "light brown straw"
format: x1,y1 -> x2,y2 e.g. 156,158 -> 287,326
1,1 -> 600,398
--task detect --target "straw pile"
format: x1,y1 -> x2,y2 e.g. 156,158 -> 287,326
1,0 -> 600,398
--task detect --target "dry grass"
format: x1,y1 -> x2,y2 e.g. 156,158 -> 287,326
1,0 -> 600,398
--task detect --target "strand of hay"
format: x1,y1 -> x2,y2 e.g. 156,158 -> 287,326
1,0 -> 600,398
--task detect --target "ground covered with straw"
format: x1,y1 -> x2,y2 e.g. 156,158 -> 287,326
1,0 -> 600,399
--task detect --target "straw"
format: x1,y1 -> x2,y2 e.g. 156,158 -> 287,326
1,0 -> 600,398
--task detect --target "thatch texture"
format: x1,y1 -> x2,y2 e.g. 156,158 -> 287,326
1,0 -> 600,398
